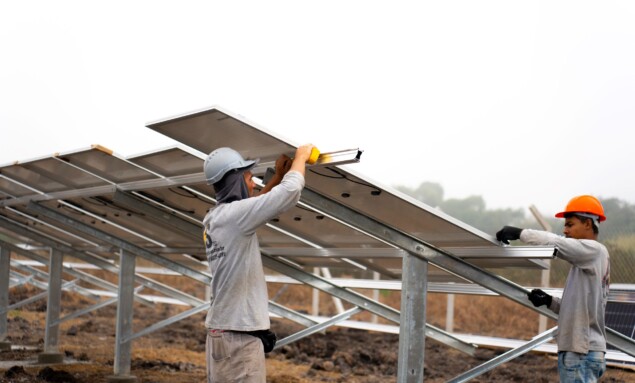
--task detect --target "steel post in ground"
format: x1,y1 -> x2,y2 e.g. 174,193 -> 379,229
108,250 -> 137,383
0,246 -> 11,351
446,293 -> 455,333
397,253 -> 428,383
38,249 -> 64,364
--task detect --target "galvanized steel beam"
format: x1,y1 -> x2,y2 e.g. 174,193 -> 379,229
268,301 -> 318,329
8,273 -> 32,289
124,303 -> 210,343
26,202 -> 211,285
397,253 -> 428,383
54,297 -> 119,326
0,246 -> 12,350
275,307 -> 363,349
112,250 -> 136,379
0,216 -> 204,314
447,327 -> 558,383
262,253 -> 476,355
39,248 -> 64,363
1,239 -> 155,307
112,191 -> 202,239
1,276 -> 76,314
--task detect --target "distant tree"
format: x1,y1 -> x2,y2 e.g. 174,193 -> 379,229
598,197 -> 635,240
440,195 -> 486,222
395,181 -> 526,234
395,182 -> 635,238
440,195 -> 525,234
395,181 -> 444,208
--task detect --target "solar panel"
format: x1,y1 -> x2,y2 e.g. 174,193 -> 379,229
147,106 -> 551,271
606,302 -> 635,339
606,286 -> 635,355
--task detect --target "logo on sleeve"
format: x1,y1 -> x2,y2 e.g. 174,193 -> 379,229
204,230 -> 226,262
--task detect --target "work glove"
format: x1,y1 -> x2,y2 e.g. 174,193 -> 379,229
247,329 -> 277,353
528,289 -> 552,308
260,329 -> 277,353
495,226 -> 523,244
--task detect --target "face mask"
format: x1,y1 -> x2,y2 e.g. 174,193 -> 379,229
213,170 -> 249,204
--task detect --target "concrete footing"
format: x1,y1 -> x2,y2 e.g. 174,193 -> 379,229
106,375 -> 138,383
0,341 -> 11,352
37,352 -> 64,364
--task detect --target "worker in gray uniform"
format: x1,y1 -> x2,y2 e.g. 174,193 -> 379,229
496,195 -> 610,383
202,144 -> 315,383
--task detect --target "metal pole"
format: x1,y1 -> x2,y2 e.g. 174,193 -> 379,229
397,253 -> 428,383
275,307 -> 363,349
446,327 -> 557,383
312,267 -> 320,316
320,267 -> 345,314
268,301 -> 318,328
446,293 -> 455,333
108,250 -> 137,383
372,271 -> 380,324
38,248 -> 64,364
124,303 -> 209,343
0,246 -> 11,351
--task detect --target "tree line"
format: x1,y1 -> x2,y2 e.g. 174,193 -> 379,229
395,181 -> 635,241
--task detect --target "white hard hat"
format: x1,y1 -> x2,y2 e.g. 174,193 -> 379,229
203,147 -> 258,185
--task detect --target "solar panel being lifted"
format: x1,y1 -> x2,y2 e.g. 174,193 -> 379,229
0,108 -> 554,283
146,106 -> 553,272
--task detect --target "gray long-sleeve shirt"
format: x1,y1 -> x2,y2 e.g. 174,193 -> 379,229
203,171 -> 305,331
521,229 -> 610,354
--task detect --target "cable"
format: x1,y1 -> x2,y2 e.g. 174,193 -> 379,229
168,187 -> 198,198
309,167 -> 382,196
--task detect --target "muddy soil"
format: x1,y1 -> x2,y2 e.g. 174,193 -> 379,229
2,287 -> 635,382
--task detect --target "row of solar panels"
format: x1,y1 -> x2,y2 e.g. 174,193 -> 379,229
0,107 -> 554,286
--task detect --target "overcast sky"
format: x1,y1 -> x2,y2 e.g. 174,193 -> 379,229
1,1 -> 634,217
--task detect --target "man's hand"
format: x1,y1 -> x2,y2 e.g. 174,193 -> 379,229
528,289 -> 552,307
259,154 -> 293,195
275,154 -> 292,176
496,226 -> 523,244
289,144 -> 316,177
294,144 -> 315,164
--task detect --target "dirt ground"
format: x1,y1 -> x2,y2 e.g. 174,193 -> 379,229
2,284 -> 635,382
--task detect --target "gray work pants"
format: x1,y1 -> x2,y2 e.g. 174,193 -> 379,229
206,330 -> 266,383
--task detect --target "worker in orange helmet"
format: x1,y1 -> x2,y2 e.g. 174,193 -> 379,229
496,195 -> 610,383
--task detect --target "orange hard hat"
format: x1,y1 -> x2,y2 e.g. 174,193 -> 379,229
555,195 -> 606,222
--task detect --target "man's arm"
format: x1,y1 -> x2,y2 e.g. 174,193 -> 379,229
259,144 -> 315,195
259,155 -> 292,195
521,229 -> 602,268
